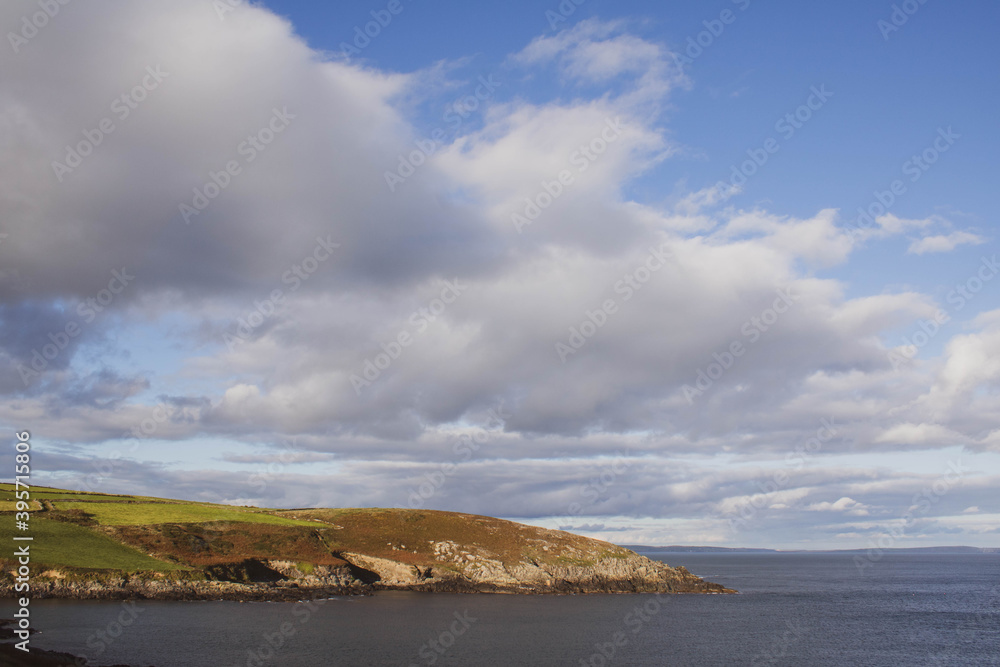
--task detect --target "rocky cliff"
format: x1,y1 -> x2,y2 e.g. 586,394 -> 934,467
2,550 -> 732,600
338,544 -> 729,594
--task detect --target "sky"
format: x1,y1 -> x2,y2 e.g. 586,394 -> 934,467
1,0 -> 998,550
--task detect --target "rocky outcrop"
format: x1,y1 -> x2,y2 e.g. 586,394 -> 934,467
0,549 -> 733,601
1,565 -> 366,602
265,560 -> 365,586
349,548 -> 734,594
339,553 -> 432,586
5,576 -> 359,602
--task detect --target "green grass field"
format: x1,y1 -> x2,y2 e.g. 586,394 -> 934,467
0,501 -> 41,512
0,517 -> 188,571
0,483 -> 319,571
51,500 -> 318,527
0,482 -> 316,528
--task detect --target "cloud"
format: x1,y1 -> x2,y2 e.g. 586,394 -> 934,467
220,451 -> 334,465
855,214 -> 986,256
916,310 -> 1000,424
0,2 -> 996,549
512,18 -> 686,98
2,4 -> 937,448
557,523 -> 633,532
875,423 -> 966,446
908,231 -> 987,255
805,497 -> 871,516
0,1 -> 494,306
873,214 -> 935,238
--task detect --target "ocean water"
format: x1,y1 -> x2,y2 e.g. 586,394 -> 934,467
20,552 -> 1000,666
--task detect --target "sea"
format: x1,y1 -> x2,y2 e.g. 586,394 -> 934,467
19,552 -> 1000,666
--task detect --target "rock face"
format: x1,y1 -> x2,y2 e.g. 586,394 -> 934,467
339,546 -> 731,594
9,569 -> 365,602
1,550 -> 732,602
0,550 -> 732,600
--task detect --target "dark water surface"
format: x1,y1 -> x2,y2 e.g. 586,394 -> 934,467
23,552 -> 1000,666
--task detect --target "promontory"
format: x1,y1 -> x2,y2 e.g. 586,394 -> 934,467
1,483 -> 734,600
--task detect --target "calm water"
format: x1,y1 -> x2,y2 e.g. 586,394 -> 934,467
22,552 -> 1000,666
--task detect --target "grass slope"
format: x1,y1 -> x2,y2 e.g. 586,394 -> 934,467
0,483 -> 321,572
18,517 -> 188,571
51,500 -> 318,527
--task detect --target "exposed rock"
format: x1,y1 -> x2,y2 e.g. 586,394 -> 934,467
369,550 -> 733,594
1,572 -> 364,602
340,552 -> 428,586
0,546 -> 733,600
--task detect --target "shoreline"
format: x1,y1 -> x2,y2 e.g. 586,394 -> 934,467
2,577 -> 735,603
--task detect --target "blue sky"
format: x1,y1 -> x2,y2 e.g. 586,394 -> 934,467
273,0 -> 999,312
270,0 -> 997,214
1,0 -> 998,549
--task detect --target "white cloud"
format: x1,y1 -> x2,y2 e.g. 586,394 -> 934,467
805,497 -> 871,516
875,213 -> 935,237
511,18 -> 687,105
875,423 -> 966,446
514,18 -> 682,82
918,312 -> 1000,418
855,214 -> 986,256
908,231 -> 987,255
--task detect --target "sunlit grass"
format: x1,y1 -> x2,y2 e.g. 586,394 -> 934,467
52,500 -> 317,527
0,517 -> 188,571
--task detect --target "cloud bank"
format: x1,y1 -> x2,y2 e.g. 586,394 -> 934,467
1,1 -> 997,548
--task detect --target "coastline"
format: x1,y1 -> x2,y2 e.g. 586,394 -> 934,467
1,571 -> 735,603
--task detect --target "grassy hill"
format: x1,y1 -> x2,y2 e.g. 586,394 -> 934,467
0,483 -> 322,572
0,483 -> 733,597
